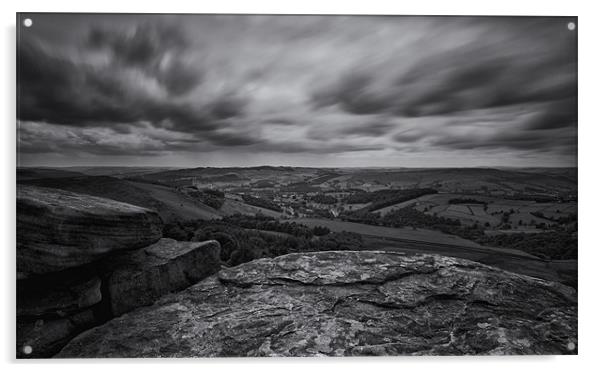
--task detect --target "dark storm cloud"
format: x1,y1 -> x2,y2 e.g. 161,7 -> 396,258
17,14 -> 577,167
18,122 -> 172,156
312,73 -> 391,115
87,23 -> 201,96
430,126 -> 576,152
312,18 -> 576,121
205,130 -> 264,147
524,98 -> 577,130
18,40 -> 146,125
340,120 -> 395,137
210,95 -> 248,120
259,140 -> 386,154
17,39 -> 252,144
87,24 -> 187,66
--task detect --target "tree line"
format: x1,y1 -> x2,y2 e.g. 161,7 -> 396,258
163,214 -> 359,266
341,206 -> 576,260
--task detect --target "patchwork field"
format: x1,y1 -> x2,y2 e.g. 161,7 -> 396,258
373,192 -> 576,231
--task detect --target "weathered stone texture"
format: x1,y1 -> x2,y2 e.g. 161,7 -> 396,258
58,251 -> 577,357
17,185 -> 164,276
102,238 -> 221,316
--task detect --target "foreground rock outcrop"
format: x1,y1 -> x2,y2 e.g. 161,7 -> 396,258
102,238 -> 221,316
17,186 -> 221,358
17,185 -> 164,276
58,251 -> 577,357
18,238 -> 221,358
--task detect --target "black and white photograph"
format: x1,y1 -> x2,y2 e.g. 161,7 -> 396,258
15,13 -> 577,358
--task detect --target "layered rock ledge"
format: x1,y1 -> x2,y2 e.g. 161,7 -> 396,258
17,238 -> 221,358
17,186 -> 222,358
102,238 -> 221,316
17,185 -> 164,276
58,251 -> 578,357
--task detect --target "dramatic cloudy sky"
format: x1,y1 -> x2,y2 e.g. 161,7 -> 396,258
17,14 -> 577,167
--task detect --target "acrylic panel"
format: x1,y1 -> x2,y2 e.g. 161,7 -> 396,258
16,13 -> 577,358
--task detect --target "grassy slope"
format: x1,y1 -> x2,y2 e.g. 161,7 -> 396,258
129,181 -> 222,221
220,198 -> 283,218
371,194 -> 439,216
18,176 -> 221,223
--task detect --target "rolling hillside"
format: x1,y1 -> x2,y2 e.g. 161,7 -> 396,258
18,176 -> 221,222
17,167 -> 86,181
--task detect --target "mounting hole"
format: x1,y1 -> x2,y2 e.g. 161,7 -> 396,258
23,18 -> 33,27
567,341 -> 576,351
567,22 -> 575,31
22,345 -> 33,355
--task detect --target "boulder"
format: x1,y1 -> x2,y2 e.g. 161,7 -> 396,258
17,185 -> 163,276
16,238 -> 221,358
101,238 -> 222,316
57,251 -> 577,357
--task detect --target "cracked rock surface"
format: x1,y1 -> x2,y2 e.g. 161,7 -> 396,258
57,251 -> 577,357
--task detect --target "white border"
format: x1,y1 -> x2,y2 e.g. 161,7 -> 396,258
2,0 -> 601,370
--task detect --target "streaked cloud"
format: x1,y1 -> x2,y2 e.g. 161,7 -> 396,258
17,14 -> 577,167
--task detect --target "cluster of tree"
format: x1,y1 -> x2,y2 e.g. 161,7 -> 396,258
310,208 -> 336,218
241,194 -> 282,212
553,213 -> 578,225
220,214 -> 329,238
379,207 -> 486,241
342,206 -> 576,260
163,216 -> 361,266
501,210 -> 514,224
448,198 -> 487,205
481,232 -> 577,260
530,211 -> 577,225
309,193 -> 338,204
381,207 -> 461,228
343,206 -> 459,228
344,188 -> 438,211
312,225 -> 331,236
184,187 -> 225,210
340,209 -> 381,224
505,194 -> 558,203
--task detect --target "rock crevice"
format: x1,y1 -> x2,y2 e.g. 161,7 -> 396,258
17,186 -> 221,358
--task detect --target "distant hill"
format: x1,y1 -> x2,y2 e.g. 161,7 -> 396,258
346,168 -> 577,195
18,176 -> 221,223
127,166 -> 319,187
115,166 -> 576,195
17,174 -> 285,222
63,166 -> 179,178
17,167 -> 86,181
